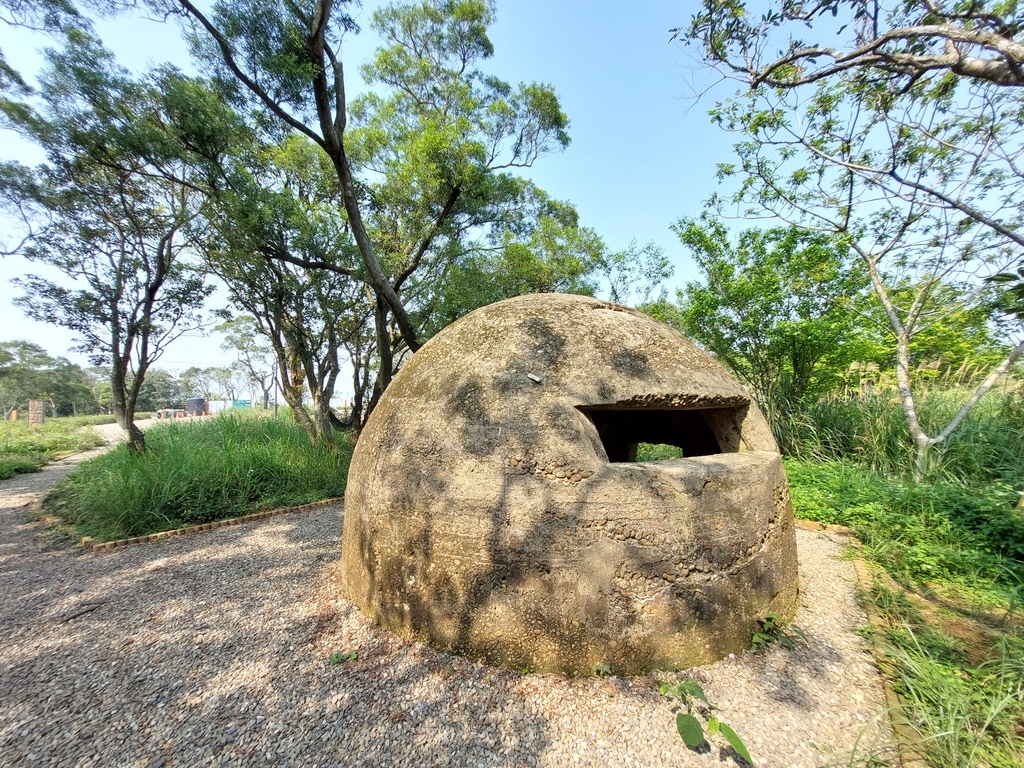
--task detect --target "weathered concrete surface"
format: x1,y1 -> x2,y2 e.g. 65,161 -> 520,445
342,294 -> 799,675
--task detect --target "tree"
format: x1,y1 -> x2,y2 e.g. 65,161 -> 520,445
1,32 -> 212,452
195,131 -> 372,442
683,0 -> 1024,89
180,366 -> 216,400
217,315 -> 276,408
169,0 -> 572,375
135,368 -> 183,411
683,0 -> 1024,475
0,340 -> 52,417
164,0 -> 606,433
209,366 -> 241,400
669,217 -> 867,445
0,340 -> 96,416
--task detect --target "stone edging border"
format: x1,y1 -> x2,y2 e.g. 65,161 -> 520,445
81,497 -> 345,553
794,518 -> 926,768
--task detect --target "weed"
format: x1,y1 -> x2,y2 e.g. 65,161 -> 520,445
329,651 -> 357,665
593,662 -> 612,677
0,416 -> 106,475
750,612 -> 807,651
657,678 -> 754,765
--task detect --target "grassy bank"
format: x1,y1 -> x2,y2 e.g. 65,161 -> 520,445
44,413 -> 352,541
0,416 -> 110,479
787,458 -> 1024,766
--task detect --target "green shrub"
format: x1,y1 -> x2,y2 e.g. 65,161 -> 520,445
0,455 -> 44,480
44,413 -> 352,540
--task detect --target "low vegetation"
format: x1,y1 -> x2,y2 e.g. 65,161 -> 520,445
44,413 -> 352,541
786,389 -> 1024,767
0,416 -> 108,479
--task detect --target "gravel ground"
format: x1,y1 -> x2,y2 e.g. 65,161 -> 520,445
0,450 -> 896,768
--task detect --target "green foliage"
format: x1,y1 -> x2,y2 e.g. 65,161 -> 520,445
869,580 -> 1024,768
686,0 -> 1024,474
0,340 -> 96,417
666,218 -> 867,448
750,612 -> 806,652
0,415 -> 107,476
329,650 -> 357,665
791,444 -> 1024,766
634,443 -> 683,461
43,413 -> 352,541
0,456 -> 43,480
786,459 -> 1024,587
1,30 -> 214,451
657,678 -> 754,765
787,388 -> 1024,485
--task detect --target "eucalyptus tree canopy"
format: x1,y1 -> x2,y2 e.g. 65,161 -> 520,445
684,0 -> 1024,88
167,0 -> 572,358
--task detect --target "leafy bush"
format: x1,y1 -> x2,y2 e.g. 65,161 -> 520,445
44,413 -> 352,540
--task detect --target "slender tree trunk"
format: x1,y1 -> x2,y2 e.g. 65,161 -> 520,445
110,362 -> 146,454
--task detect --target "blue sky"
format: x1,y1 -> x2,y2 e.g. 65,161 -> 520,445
0,1 -> 744,381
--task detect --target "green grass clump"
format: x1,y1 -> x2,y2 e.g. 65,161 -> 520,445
787,389 -> 1024,485
0,455 -> 44,480
869,580 -> 1024,768
44,413 -> 352,541
0,416 -> 108,476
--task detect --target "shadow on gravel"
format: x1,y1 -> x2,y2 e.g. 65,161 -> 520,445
0,506 -> 561,767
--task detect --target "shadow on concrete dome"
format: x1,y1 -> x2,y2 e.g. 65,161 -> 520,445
341,293 -> 799,675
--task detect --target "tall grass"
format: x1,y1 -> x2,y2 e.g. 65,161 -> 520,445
869,580 -> 1024,768
44,413 -> 352,540
784,388 -> 1024,486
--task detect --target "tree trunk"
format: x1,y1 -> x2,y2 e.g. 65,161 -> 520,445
110,364 -> 147,454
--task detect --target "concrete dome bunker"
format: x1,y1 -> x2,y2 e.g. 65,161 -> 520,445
341,293 -> 799,676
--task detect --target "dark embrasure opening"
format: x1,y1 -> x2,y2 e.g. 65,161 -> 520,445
578,406 -> 743,462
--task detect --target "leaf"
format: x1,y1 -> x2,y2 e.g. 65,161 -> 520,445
707,716 -> 721,734
682,678 -> 710,705
676,713 -> 706,748
719,722 -> 754,765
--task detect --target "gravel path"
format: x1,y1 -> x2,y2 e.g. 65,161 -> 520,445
0,451 -> 895,768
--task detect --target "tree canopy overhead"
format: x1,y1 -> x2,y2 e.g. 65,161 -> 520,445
167,0 -> 572,357
684,0 -> 1024,89
682,0 -> 1024,474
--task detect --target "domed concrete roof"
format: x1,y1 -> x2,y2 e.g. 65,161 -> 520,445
342,293 -> 798,675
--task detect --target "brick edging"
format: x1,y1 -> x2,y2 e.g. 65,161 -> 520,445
795,517 -> 926,768
83,497 -> 345,553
